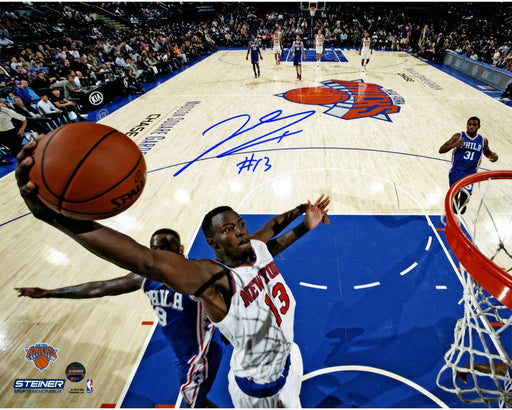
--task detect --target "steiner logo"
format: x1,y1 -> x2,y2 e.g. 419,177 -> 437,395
24,343 -> 59,371
278,79 -> 404,122
13,379 -> 65,393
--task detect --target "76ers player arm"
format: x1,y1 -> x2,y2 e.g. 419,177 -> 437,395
15,273 -> 142,299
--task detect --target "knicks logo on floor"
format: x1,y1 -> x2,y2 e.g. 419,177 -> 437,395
278,79 -> 405,122
24,343 -> 59,371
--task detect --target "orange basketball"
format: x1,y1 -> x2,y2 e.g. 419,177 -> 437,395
29,122 -> 146,220
34,355 -> 49,370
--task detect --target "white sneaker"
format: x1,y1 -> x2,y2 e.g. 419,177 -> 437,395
317,62 -> 320,67
361,66 -> 364,72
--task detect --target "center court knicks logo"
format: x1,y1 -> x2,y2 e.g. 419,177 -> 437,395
278,79 -> 404,122
24,343 -> 59,371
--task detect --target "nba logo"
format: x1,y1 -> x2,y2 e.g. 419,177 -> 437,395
86,378 -> 93,394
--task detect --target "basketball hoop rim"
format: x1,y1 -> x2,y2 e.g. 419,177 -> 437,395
445,170 -> 512,310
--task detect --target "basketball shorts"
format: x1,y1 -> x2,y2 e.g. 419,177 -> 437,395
293,56 -> 302,66
273,45 -> 282,54
228,343 -> 303,407
361,49 -> 371,60
449,171 -> 475,195
178,340 -> 223,407
316,45 -> 323,54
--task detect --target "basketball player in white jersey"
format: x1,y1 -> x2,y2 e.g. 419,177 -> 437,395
314,29 -> 324,67
16,140 -> 330,407
271,29 -> 282,65
359,32 -> 372,72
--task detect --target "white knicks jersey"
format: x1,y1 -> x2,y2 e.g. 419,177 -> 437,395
213,239 -> 296,384
362,37 -> 371,51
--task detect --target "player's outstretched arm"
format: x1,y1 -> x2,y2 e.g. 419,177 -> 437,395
251,195 -> 330,245
15,273 -> 143,299
15,140 -> 214,295
251,204 -> 306,243
267,195 -> 330,256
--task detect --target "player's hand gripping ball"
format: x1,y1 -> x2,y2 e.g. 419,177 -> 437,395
28,122 -> 146,220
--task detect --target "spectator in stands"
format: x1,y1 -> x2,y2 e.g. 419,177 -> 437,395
173,44 -> 187,65
0,98 -> 27,160
15,80 -> 40,106
62,73 -> 79,97
125,58 -> 144,81
14,65 -> 29,81
10,56 -> 21,73
0,34 -> 14,50
98,63 -> 114,81
115,52 -> 128,69
22,64 -> 38,81
12,95 -> 51,134
143,51 -> 160,75
123,65 -> 145,95
49,88 -> 84,121
30,70 -> 53,91
434,33 -> 445,63
36,91 -> 66,125
75,70 -> 92,88
56,47 -> 67,62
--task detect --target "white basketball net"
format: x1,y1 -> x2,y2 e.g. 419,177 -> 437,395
436,176 -> 512,407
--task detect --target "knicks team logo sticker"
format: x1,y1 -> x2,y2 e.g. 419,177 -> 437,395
24,343 -> 59,371
278,79 -> 404,122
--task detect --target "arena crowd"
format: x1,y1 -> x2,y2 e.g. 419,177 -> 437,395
0,1 -> 510,121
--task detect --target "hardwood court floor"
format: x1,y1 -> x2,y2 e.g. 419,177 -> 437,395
0,49 -> 511,407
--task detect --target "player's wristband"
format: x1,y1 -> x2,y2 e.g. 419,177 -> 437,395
293,222 -> 309,237
297,204 -> 307,214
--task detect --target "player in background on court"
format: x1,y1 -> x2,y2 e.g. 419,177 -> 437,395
359,32 -> 372,72
314,29 -> 324,67
292,34 -> 305,80
246,34 -> 262,78
439,116 -> 498,214
16,228 -> 222,408
15,140 -> 330,407
271,28 -> 282,65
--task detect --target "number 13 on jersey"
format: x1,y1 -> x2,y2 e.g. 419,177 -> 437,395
264,282 -> 290,326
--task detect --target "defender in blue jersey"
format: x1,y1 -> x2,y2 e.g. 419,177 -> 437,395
292,34 -> 305,80
15,229 -> 222,408
439,117 -> 498,213
246,34 -> 262,78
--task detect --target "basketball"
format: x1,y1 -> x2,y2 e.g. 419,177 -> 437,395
34,355 -> 49,370
29,122 -> 146,220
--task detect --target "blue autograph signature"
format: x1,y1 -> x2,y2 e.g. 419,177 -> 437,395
173,109 -> 315,177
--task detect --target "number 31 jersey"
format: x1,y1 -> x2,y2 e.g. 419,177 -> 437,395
213,239 -> 296,385
449,131 -> 484,186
